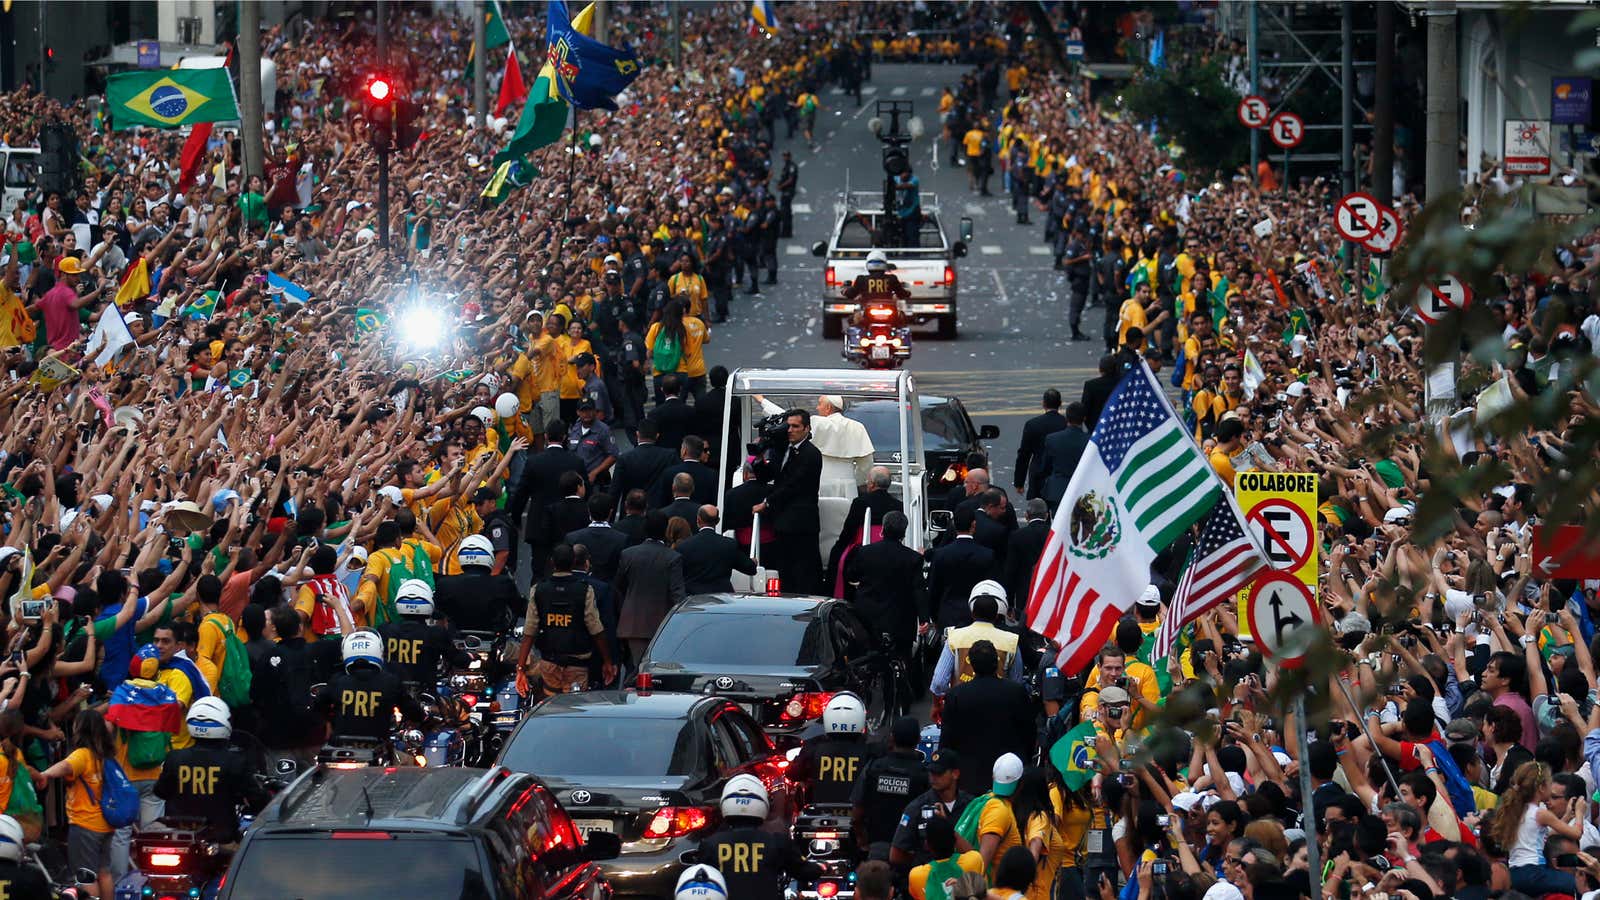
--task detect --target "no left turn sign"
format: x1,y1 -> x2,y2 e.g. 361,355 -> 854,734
1237,95 -> 1270,129
1269,112 -> 1304,149
1334,192 -> 1382,243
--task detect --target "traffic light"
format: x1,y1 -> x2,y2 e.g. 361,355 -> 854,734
362,73 -> 396,151
393,99 -> 422,152
367,77 -> 391,102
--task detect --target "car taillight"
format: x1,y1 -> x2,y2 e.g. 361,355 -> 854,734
330,831 -> 393,839
765,577 -> 781,594
459,693 -> 478,707
781,691 -> 835,722
825,267 -> 837,287
645,805 -> 712,838
750,754 -> 791,787
636,672 -> 653,692
944,266 -> 955,286
818,880 -> 842,898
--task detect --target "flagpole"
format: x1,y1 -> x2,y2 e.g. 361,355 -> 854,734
563,107 -> 578,258
473,0 -> 488,124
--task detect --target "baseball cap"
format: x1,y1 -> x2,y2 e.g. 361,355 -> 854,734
378,485 -> 406,505
925,748 -> 961,774
1384,505 -> 1414,524
991,753 -> 1024,797
571,351 -> 596,367
1444,718 -> 1480,742
1098,685 -> 1132,705
1136,584 -> 1162,608
57,256 -> 85,275
577,398 -> 597,411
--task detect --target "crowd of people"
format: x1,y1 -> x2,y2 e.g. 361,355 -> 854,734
0,3 -> 1596,900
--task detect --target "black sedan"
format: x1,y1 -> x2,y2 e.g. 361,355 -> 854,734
497,690 -> 792,900
843,393 -> 999,488
639,593 -> 907,747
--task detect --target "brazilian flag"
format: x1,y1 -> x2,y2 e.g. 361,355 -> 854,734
1282,306 -> 1310,345
480,159 -> 533,206
1049,721 -> 1100,792
354,308 -> 386,335
184,290 -> 219,320
107,69 -> 239,131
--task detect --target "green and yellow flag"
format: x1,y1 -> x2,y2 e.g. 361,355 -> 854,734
1049,721 -> 1099,792
481,159 -> 534,206
355,308 -> 386,335
493,2 -> 599,166
107,69 -> 239,130
485,0 -> 512,49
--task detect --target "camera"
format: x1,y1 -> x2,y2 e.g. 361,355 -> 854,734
1153,860 -> 1170,876
1156,815 -> 1170,828
18,600 -> 44,621
746,411 -> 790,459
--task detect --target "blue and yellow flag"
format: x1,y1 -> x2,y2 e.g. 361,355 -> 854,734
750,0 -> 779,32
355,308 -> 386,335
106,69 -> 239,131
545,0 -> 643,111
1049,721 -> 1099,792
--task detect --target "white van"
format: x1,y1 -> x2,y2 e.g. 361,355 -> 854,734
0,148 -> 41,218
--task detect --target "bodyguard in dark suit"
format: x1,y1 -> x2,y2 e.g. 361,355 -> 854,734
645,374 -> 695,454
971,489 -> 1012,564
610,421 -> 678,514
658,472 -> 703,530
614,491 -> 648,545
545,472 -> 592,549
842,511 -> 925,655
676,506 -> 758,594
1002,499 -> 1051,606
573,547 -> 621,688
938,640 -> 1036,796
826,466 -> 904,593
753,408 -> 824,594
925,507 -> 997,628
1039,402 -> 1091,511
650,435 -> 719,508
565,492 -> 632,582
1080,355 -> 1123,429
613,510 -> 687,667
1013,389 -> 1067,500
509,421 -> 589,573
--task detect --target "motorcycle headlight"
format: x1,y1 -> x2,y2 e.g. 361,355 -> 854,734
400,729 -> 425,746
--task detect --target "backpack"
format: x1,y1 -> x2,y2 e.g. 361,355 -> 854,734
205,613 -> 254,710
376,543 -> 434,627
119,728 -> 172,770
1169,342 -> 1187,388
652,330 -> 683,373
84,757 -> 140,828
953,792 -> 993,852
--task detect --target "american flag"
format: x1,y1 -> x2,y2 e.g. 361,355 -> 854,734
1152,498 -> 1267,662
1027,363 -> 1220,675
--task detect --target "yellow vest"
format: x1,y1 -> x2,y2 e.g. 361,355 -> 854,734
946,622 -> 1019,685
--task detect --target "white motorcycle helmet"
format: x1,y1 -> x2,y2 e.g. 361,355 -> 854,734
822,692 -> 867,735
394,578 -> 435,618
0,815 -> 22,864
186,696 -> 233,741
865,249 -> 889,273
341,629 -> 385,670
456,534 -> 495,571
968,579 -> 1009,618
675,865 -> 728,900
493,392 -> 521,420
719,773 -> 770,821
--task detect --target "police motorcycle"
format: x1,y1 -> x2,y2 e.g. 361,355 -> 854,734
2,812 -> 97,899
439,627 -> 517,767
386,579 -> 477,768
314,632 -> 425,769
786,695 -> 873,900
841,252 -> 912,370
115,700 -> 289,900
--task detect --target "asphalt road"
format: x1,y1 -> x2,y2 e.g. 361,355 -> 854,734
709,63 -> 1106,496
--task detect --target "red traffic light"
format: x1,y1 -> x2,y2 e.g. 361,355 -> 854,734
368,78 -> 391,101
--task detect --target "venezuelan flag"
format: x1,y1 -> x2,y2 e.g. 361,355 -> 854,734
750,0 -> 779,33
106,678 -> 184,735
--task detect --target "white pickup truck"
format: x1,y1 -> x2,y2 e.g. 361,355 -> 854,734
810,191 -> 970,339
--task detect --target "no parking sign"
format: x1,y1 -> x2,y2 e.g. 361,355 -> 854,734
1234,471 -> 1319,640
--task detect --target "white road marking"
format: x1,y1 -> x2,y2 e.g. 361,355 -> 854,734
786,245 -> 807,255
920,87 -> 936,96
762,350 -> 778,360
805,317 -> 817,330
793,202 -> 813,214
787,335 -> 800,343
1001,316 -> 1009,329
829,88 -> 845,96
991,270 -> 1011,306
862,86 -> 878,95
963,203 -> 987,217
1028,246 -> 1053,256
891,86 -> 907,96
980,245 -> 1003,255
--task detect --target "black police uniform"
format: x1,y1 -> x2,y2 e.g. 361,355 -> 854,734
777,159 -> 799,237
759,204 -> 780,283
531,574 -> 597,667
889,788 -> 975,868
0,859 -> 51,899
378,618 -> 469,689
851,748 -> 929,850
153,741 -> 271,842
699,824 -> 815,900
789,734 -> 876,807
314,666 -> 425,742
434,570 -> 521,634
842,272 -> 911,305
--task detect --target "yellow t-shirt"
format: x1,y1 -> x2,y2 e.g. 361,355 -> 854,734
963,129 -> 986,157
195,612 -> 231,693
645,317 -> 709,377
1059,801 -> 1092,868
939,92 -> 955,115
511,351 -> 538,413
1181,335 -> 1202,391
156,668 -> 197,751
910,851 -> 985,900
63,748 -> 112,833
1117,297 -> 1149,346
669,272 -> 709,320
529,334 -> 561,394
430,497 -> 483,576
978,796 -> 1022,873
558,336 -> 595,400
1209,448 -> 1237,487
1024,786 -> 1076,900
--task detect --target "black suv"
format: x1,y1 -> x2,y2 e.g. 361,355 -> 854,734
218,766 -> 619,900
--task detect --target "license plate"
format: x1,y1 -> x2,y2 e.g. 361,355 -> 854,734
574,819 -> 614,835
871,346 -> 890,360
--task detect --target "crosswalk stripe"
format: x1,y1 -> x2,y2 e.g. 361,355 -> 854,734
786,245 -> 808,255
829,88 -> 845,96
1028,246 -> 1054,256
981,245 -> 1003,255
792,202 -> 813,214
920,87 -> 936,96
963,203 -> 987,217
891,86 -> 907,96
862,86 -> 878,95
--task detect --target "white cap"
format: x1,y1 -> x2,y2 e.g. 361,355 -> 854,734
1136,584 -> 1161,607
991,752 -> 1024,797
378,485 -> 405,505
821,394 -> 845,412
1171,791 -> 1203,812
1384,505 -> 1414,524
1285,381 -> 1308,398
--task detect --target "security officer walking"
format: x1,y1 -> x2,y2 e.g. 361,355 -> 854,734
0,816 -> 50,899
698,776 -> 817,900
314,631 -> 426,746
153,698 -> 271,843
788,694 -> 876,810
377,579 -> 468,691
759,196 -> 781,285
515,543 -> 616,698
704,217 -> 733,323
852,716 -> 930,858
888,748 -> 975,872
777,151 -> 799,238
433,536 -> 522,631
930,582 -> 1024,702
